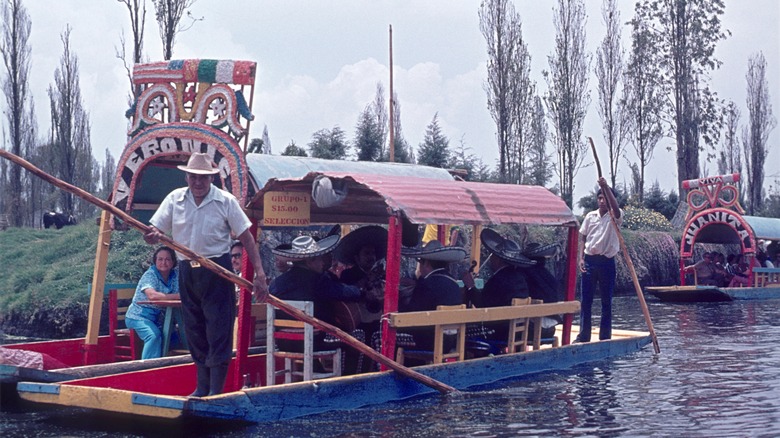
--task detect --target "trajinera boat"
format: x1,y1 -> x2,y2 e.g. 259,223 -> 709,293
12,59 -> 652,423
645,173 -> 780,302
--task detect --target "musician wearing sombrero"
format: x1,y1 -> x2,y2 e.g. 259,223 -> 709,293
400,240 -> 467,354
463,229 -> 532,342
521,241 -> 563,340
269,235 -> 361,338
333,225 -> 388,373
335,225 -> 387,312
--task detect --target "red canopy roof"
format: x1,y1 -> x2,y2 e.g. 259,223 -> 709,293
246,172 -> 577,227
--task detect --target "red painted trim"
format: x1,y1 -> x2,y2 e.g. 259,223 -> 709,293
563,226 -> 579,345
232,221 -> 258,391
381,214 -> 402,369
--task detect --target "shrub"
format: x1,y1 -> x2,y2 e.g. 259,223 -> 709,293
621,205 -> 674,232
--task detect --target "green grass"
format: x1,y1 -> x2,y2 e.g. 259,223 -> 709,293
0,221 -> 150,317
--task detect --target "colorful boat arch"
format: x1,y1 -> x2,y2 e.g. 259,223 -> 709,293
110,59 -> 257,223
111,122 -> 251,219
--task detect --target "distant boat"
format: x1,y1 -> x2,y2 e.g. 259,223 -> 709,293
644,173 -> 780,303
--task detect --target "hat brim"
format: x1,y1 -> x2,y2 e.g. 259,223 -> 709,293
524,243 -> 558,258
401,245 -> 467,262
334,225 -> 388,263
481,228 -> 536,267
176,164 -> 219,175
272,234 -> 340,260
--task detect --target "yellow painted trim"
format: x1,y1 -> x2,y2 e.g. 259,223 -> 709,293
21,386 -> 182,420
389,301 -> 580,327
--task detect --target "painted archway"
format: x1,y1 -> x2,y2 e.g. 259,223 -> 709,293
680,207 -> 757,259
111,122 -> 250,220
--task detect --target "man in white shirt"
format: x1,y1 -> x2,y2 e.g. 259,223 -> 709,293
576,177 -> 621,343
144,153 -> 268,397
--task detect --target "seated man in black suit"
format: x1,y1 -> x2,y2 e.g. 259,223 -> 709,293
462,228 -> 534,342
399,240 -> 467,353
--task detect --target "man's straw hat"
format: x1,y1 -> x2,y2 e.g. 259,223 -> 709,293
177,153 -> 219,175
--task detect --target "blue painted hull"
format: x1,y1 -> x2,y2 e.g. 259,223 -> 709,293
18,334 -> 651,423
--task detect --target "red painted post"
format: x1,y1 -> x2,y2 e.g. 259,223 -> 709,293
232,221 -> 258,390
381,214 -> 402,369
563,226 -> 579,345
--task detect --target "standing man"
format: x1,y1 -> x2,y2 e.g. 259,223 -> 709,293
144,153 -> 268,397
576,177 -> 621,343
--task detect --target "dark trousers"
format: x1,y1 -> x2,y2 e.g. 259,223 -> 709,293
578,254 -> 615,341
179,254 -> 236,368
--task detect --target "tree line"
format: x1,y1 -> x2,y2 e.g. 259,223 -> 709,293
1,0 -> 777,230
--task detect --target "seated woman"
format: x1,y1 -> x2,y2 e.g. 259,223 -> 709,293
684,252 -> 719,286
125,246 -> 180,359
728,254 -> 750,287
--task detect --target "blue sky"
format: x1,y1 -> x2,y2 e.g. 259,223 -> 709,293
16,0 -> 780,213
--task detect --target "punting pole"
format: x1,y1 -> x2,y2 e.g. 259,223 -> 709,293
0,148 -> 457,394
587,137 -> 660,354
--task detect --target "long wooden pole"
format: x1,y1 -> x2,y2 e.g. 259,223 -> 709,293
388,24 -> 395,163
587,137 -> 660,354
0,149 -> 456,394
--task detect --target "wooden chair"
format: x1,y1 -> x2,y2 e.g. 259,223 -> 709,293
397,304 -> 467,365
528,299 -> 559,350
108,287 -> 141,361
265,301 -> 341,385
506,298 -> 532,353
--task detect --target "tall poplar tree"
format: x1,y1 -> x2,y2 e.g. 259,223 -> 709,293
594,0 -> 628,188
47,26 -> 94,218
544,0 -> 590,208
634,0 -> 729,195
742,52 -> 776,214
0,0 -> 33,227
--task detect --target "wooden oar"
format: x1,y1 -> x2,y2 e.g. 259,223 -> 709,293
587,137 -> 660,354
0,149 -> 457,394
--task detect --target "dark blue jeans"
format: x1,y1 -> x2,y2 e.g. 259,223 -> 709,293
578,254 -> 615,341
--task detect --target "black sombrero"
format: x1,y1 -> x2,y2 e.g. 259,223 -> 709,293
334,225 -> 388,264
523,242 -> 558,259
272,235 -> 340,260
480,228 -> 536,267
401,239 -> 467,262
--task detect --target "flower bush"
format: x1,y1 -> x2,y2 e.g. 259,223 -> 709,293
621,204 -> 674,232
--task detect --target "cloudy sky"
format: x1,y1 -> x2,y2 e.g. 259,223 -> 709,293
16,0 -> 780,213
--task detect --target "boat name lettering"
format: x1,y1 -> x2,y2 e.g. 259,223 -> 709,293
684,210 -> 749,246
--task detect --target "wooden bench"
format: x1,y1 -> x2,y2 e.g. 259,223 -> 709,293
388,300 -> 581,362
753,267 -> 780,287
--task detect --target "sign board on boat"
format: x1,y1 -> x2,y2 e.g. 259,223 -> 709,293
263,191 -> 311,226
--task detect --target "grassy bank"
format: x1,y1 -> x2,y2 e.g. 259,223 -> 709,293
0,220 -> 149,338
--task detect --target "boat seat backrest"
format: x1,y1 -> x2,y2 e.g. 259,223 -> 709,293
397,304 -> 467,366
265,300 -> 341,385
108,287 -> 141,361
507,298 -> 532,353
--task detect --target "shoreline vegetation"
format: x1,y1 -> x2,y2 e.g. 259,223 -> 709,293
0,219 -> 681,340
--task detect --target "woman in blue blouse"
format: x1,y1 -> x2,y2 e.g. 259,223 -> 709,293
125,246 -> 180,359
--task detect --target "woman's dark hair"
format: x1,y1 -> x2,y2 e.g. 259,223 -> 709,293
153,246 -> 177,266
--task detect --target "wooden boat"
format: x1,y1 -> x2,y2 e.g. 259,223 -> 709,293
644,173 -> 780,303
11,58 -> 651,422
16,167 -> 653,423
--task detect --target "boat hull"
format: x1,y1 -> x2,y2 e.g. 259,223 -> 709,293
17,331 -> 651,423
645,285 -> 780,302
